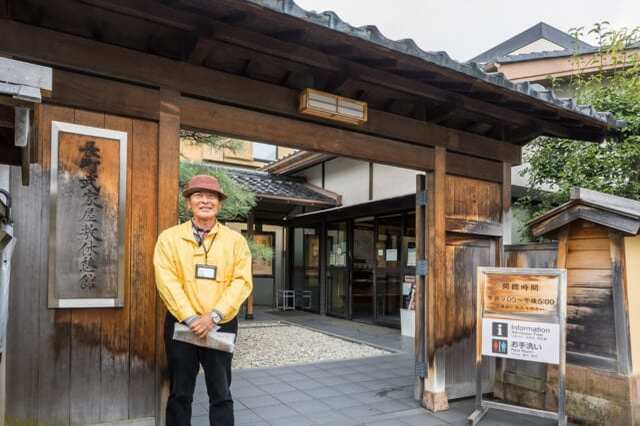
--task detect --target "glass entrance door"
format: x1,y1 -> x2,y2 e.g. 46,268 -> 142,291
327,221 -> 348,317
375,215 -> 403,325
291,227 -> 320,312
351,217 -> 375,321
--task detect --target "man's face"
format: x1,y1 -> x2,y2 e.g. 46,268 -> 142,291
186,191 -> 221,221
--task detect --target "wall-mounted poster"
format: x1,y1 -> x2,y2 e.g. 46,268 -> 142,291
252,232 -> 275,277
48,122 -> 127,308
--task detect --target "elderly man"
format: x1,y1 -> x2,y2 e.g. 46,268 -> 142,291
154,174 -> 253,426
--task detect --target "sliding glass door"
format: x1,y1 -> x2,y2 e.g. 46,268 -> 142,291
326,221 -> 348,317
291,226 -> 320,312
375,214 -> 403,325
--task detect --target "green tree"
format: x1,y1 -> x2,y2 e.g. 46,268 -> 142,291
518,23 -> 640,223
180,130 -> 243,153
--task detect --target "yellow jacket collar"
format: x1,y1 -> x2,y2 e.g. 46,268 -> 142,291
179,220 -> 221,243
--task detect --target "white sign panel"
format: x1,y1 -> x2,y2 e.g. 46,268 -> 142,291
482,318 -> 560,364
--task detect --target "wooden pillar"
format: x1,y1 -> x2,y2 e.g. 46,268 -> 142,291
156,88 -> 180,425
245,211 -> 255,320
494,162 -> 512,398
423,146 -> 448,412
501,162 -> 512,247
414,175 -> 426,401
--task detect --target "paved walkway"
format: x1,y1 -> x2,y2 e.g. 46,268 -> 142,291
190,309 -> 561,425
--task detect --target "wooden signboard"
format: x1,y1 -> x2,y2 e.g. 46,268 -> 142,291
48,121 -> 127,308
483,273 -> 559,316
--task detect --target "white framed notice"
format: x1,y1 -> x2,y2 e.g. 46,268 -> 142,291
469,267 -> 567,426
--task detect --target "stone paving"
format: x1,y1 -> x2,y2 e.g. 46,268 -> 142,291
190,309 -> 563,425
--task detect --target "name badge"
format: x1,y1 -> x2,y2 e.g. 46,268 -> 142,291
195,264 -> 217,280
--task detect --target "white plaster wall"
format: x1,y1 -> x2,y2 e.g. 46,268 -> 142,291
297,164 -> 323,187
372,164 -> 422,200
323,157 -> 370,206
510,39 -> 564,55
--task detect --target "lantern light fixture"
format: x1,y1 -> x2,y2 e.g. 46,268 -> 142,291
299,88 -> 368,125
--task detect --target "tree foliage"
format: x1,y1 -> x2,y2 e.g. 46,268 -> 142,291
518,23 -> 640,220
180,130 -> 243,153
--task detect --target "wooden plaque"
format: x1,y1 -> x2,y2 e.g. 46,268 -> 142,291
483,272 -> 559,316
48,122 -> 127,308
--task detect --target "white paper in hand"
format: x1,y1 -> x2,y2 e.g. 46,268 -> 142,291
173,323 -> 236,353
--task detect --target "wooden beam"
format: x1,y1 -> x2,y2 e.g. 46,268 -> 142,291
156,88 -> 181,425
49,69 -> 160,121
445,218 -> 503,237
0,19 -> 522,165
180,96 -> 435,171
187,38 -> 215,65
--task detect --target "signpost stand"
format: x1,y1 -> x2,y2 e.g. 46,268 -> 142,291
467,267 -> 567,426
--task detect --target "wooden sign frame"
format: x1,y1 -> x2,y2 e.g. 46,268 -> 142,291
468,267 -> 567,426
48,121 -> 127,308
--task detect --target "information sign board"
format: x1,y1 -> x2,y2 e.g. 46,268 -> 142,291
468,267 -> 567,426
481,318 -> 559,364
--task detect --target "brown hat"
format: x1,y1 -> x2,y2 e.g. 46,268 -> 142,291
182,175 -> 227,200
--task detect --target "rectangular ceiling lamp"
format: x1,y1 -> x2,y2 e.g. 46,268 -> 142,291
299,88 -> 368,125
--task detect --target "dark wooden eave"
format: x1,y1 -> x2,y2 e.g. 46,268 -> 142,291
529,188 -> 640,237
0,0 -> 617,148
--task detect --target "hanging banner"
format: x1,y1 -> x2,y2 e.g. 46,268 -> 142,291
48,121 -> 127,308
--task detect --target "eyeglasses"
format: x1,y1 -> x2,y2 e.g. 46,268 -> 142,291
190,192 -> 219,201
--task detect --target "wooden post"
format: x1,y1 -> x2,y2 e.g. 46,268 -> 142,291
609,232 -> 631,376
245,211 -> 255,320
423,146 -> 448,411
495,162 -> 512,398
156,88 -> 180,426
414,174 -> 426,401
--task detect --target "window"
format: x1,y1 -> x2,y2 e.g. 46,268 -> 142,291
252,143 -> 277,162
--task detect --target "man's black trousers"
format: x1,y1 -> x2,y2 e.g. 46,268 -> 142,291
164,313 -> 238,426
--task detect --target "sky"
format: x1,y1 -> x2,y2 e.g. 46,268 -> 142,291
295,0 -> 640,61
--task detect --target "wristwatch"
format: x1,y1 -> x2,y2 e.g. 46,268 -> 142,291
210,310 -> 222,324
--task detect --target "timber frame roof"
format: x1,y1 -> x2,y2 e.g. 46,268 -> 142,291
529,187 -> 640,237
0,0 -> 622,147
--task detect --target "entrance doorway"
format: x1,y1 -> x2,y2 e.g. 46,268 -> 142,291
352,217 -> 375,321
326,221 -> 348,317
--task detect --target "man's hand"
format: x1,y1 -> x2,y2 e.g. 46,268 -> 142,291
189,314 -> 214,339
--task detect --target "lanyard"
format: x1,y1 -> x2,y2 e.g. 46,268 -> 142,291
201,233 -> 217,265
193,221 -> 217,265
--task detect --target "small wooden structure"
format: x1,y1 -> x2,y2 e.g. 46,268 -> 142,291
528,187 -> 640,424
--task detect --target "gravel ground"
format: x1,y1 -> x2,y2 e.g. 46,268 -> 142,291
232,323 -> 391,369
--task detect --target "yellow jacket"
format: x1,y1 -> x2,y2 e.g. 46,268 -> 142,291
153,220 -> 253,323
